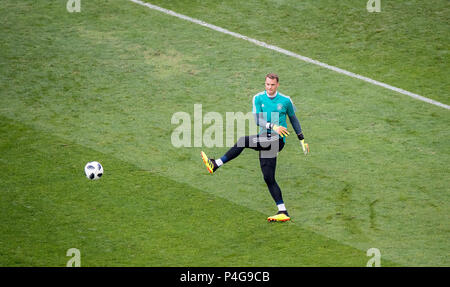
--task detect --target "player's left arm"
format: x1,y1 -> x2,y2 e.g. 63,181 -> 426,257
287,99 -> 309,155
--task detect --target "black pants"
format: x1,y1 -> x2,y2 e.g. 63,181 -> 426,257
223,133 -> 285,205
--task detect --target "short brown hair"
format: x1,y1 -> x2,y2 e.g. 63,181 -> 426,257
265,73 -> 279,82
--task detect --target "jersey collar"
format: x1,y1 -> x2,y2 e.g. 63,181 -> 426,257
264,90 -> 278,99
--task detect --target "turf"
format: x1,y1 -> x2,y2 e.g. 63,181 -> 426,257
1,117 -> 379,266
147,0 -> 450,105
0,0 -> 448,266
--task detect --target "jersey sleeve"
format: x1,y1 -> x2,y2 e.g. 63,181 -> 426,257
252,94 -> 262,114
289,114 -> 302,135
286,97 -> 297,117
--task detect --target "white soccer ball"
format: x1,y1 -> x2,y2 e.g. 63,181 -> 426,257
84,161 -> 104,180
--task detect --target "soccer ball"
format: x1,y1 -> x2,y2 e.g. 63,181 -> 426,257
84,161 -> 104,180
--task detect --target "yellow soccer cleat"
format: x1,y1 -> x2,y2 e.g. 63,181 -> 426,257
267,212 -> 291,222
201,151 -> 218,174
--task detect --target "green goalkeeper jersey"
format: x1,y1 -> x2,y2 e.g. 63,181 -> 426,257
252,91 -> 297,138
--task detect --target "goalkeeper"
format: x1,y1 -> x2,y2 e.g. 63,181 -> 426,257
201,73 -> 309,222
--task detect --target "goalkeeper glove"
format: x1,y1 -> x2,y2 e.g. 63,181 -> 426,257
298,133 -> 309,155
270,124 -> 289,137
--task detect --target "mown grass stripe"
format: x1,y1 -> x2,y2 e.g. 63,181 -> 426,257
129,0 -> 450,110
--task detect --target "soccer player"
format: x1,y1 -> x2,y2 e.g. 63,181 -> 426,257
201,73 -> 309,222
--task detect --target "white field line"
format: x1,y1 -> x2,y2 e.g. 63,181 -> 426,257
129,0 -> 449,110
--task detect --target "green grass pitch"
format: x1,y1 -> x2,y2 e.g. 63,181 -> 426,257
0,0 -> 448,266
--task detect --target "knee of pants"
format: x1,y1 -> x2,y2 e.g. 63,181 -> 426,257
263,174 -> 276,185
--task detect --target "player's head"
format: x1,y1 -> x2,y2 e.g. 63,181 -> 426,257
265,73 -> 279,96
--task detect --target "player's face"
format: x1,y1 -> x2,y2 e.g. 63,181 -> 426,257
265,77 -> 279,96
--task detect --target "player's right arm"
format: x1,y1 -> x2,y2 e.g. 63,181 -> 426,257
254,113 -> 289,137
252,94 -> 267,129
